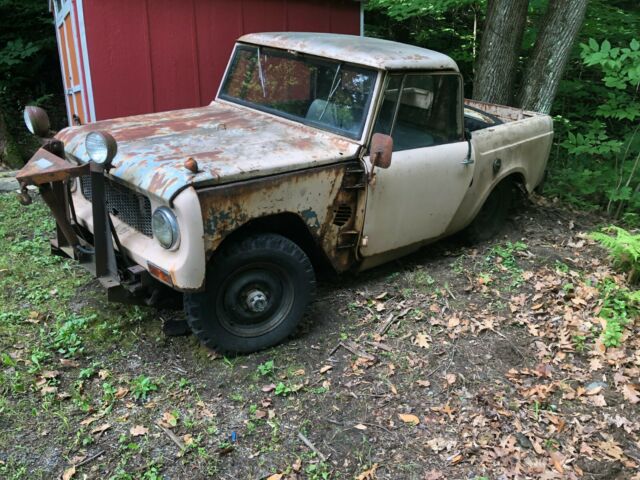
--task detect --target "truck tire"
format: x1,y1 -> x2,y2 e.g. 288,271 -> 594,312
462,179 -> 514,243
184,233 -> 315,354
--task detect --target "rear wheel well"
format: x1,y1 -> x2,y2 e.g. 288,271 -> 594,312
501,172 -> 527,207
212,213 -> 334,275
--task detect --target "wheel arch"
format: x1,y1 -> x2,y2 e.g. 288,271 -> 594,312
206,212 -> 335,275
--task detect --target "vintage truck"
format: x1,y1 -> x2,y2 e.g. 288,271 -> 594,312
17,32 -> 553,353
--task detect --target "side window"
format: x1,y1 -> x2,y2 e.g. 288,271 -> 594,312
373,73 -> 463,152
372,75 -> 403,136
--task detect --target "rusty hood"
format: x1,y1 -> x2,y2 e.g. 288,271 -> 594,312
57,102 -> 361,203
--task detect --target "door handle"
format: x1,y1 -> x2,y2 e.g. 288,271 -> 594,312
461,157 -> 474,165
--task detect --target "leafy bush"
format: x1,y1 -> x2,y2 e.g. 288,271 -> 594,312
591,226 -> 640,283
548,37 -> 640,223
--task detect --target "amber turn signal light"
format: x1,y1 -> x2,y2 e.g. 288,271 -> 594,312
147,262 -> 174,287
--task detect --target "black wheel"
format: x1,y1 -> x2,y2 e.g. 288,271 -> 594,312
463,180 -> 514,243
184,233 -> 315,354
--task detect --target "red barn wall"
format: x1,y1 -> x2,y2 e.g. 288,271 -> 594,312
81,0 -> 361,121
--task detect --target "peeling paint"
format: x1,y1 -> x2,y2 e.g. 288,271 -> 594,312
56,102 -> 360,203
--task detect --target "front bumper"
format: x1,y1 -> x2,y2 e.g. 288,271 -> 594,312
16,143 -> 206,304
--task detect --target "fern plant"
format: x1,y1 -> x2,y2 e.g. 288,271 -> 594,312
591,226 -> 640,283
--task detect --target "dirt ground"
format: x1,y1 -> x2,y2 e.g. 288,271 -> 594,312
1,192 -> 639,480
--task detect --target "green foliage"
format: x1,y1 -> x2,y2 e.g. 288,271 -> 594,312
596,278 -> 638,347
547,7 -> 640,223
130,375 -> 158,401
274,382 -> 293,397
367,0 -> 482,21
366,0 -> 483,83
257,360 -> 275,377
591,226 -> 640,283
0,0 -> 65,164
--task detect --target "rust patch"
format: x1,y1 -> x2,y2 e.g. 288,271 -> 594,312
55,102 -> 360,203
198,161 -> 365,272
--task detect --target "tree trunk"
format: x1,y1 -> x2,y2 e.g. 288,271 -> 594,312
473,0 -> 529,106
0,107 -> 23,169
518,0 -> 588,114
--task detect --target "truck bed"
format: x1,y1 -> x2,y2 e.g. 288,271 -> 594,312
463,99 -> 543,133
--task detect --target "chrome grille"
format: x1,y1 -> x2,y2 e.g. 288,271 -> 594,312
79,176 -> 153,237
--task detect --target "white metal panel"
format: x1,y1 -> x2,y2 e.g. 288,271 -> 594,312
360,141 -> 474,256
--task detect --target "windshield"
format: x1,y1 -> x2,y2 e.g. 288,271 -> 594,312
219,45 -> 377,139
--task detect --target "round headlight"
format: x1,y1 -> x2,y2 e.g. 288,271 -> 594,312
152,207 -> 180,249
85,131 -> 117,167
23,106 -> 50,137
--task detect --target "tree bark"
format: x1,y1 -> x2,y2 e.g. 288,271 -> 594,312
473,0 -> 529,106
518,0 -> 588,114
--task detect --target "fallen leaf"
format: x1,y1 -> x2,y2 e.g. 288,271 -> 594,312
69,455 -> 86,465
266,474 -> 283,480
115,387 -> 129,399
588,394 -> 607,407
161,411 -> 178,428
398,413 -> 420,425
427,437 -> 455,453
62,465 -> 76,480
130,425 -> 148,437
445,373 -> 457,385
585,385 -> 603,396
261,383 -> 276,393
447,316 -> 460,328
80,415 -> 99,426
416,380 -> 431,388
354,423 -> 368,430
91,423 -> 111,435
550,450 -> 564,473
292,368 -> 305,376
424,470 -> 444,480
182,434 -> 194,446
319,365 -> 333,374
255,410 -> 267,419
355,463 -> 378,480
40,370 -> 60,379
413,332 -> 430,349
59,359 -> 80,368
622,384 -> 640,404
598,440 -> 624,460
40,386 -> 57,395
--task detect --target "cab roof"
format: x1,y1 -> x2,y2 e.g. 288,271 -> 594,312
238,32 -> 459,72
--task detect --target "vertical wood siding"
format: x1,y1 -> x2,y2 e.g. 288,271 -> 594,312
81,0 -> 360,121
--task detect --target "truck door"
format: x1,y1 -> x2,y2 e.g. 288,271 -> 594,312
360,73 -> 474,257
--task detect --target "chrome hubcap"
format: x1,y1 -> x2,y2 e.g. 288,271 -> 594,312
245,289 -> 268,313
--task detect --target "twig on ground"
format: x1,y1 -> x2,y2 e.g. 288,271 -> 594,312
377,313 -> 396,335
156,424 -> 185,451
366,340 -> 392,352
297,431 -> 327,462
444,284 -> 457,300
377,308 -> 411,336
75,449 -> 105,468
341,340 -> 376,361
329,341 -> 376,361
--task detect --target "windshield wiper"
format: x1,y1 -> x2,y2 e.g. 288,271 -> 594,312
257,47 -> 266,98
319,63 -> 342,121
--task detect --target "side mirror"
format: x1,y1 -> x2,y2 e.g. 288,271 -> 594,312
24,106 -> 51,138
370,133 -> 393,169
